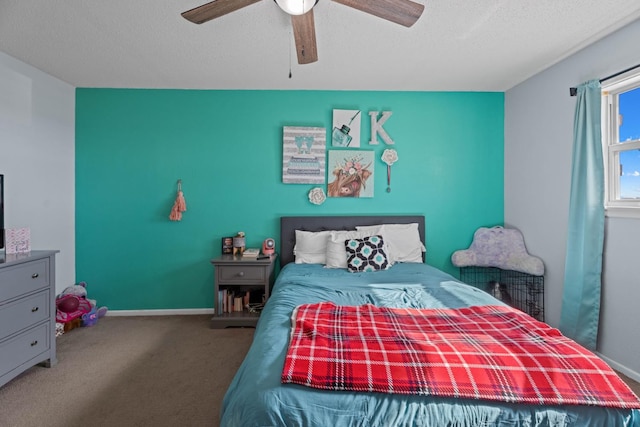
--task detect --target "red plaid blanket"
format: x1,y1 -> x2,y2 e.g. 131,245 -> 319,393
282,302 -> 640,408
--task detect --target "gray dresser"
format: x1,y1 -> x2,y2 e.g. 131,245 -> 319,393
0,250 -> 58,387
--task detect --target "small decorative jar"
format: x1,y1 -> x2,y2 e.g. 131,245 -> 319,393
233,232 -> 246,256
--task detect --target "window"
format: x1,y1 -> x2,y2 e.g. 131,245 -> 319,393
602,69 -> 640,218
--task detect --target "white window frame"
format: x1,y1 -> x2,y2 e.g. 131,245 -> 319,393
601,69 -> 640,219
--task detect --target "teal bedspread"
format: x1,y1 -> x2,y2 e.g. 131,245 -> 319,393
220,263 -> 640,427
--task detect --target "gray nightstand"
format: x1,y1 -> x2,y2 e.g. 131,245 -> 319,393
210,254 -> 277,328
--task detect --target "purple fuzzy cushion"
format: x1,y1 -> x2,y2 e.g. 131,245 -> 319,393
451,226 -> 544,275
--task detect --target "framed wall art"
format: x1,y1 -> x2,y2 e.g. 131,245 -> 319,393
331,109 -> 361,148
327,150 -> 375,198
282,126 -> 326,184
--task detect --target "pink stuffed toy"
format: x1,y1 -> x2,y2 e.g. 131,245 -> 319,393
55,281 -> 108,328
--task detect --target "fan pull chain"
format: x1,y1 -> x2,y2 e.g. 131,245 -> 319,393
289,29 -> 293,79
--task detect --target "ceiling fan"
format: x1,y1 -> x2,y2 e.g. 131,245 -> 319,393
181,0 -> 425,65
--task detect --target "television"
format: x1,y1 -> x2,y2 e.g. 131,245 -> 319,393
0,174 -> 4,250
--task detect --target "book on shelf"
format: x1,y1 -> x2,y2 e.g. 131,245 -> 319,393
242,248 -> 261,257
218,289 -> 229,314
243,290 -> 250,307
227,292 -> 233,313
233,296 -> 243,312
217,289 -> 253,314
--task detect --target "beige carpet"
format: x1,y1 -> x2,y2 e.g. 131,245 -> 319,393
1,315 -> 639,427
0,316 -> 254,427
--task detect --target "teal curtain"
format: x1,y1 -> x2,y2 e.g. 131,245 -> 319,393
560,79 -> 604,351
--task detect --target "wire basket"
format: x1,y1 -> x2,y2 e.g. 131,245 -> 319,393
459,266 -> 544,321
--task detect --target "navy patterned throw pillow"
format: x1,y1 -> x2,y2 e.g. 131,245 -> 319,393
344,235 -> 390,273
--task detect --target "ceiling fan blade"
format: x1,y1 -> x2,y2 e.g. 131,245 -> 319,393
182,0 -> 262,24
291,10 -> 318,64
332,0 -> 424,27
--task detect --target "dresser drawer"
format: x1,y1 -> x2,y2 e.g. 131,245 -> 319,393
0,259 -> 49,302
218,265 -> 266,283
0,322 -> 50,378
0,290 -> 50,338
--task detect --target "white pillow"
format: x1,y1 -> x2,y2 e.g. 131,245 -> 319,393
356,223 -> 425,263
294,230 -> 332,264
325,230 -> 375,268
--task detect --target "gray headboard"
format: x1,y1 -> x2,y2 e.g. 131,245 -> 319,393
280,215 -> 425,267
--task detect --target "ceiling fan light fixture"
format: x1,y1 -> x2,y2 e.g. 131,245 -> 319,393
275,0 -> 318,15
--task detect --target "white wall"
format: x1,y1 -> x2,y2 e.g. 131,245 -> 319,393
0,52 -> 75,294
505,19 -> 640,379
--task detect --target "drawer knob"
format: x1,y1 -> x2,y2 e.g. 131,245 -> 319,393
237,271 -> 244,277
32,306 -> 40,312
30,340 -> 38,347
32,273 -> 39,279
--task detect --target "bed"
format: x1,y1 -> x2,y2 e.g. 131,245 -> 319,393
220,215 -> 640,427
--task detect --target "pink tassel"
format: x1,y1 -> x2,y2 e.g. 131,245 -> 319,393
169,201 -> 182,221
176,190 -> 186,212
169,181 -> 187,221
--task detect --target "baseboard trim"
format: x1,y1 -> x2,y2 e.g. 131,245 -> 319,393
106,308 -> 215,317
597,352 -> 640,383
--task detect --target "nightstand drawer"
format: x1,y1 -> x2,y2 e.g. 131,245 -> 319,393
0,259 -> 49,302
0,290 -> 50,338
218,265 -> 266,283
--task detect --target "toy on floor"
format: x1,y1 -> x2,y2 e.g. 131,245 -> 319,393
55,281 -> 108,334
82,305 -> 108,327
63,318 -> 83,333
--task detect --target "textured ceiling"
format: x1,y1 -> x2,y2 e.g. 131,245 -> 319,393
1,0 -> 639,91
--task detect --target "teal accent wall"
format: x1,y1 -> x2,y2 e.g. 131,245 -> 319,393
76,89 -> 504,310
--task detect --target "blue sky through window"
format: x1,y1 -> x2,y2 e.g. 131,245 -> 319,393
619,87 -> 640,199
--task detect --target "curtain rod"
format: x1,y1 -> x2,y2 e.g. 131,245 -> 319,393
569,63 -> 640,96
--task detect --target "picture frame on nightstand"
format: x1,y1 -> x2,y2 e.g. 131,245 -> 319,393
221,237 -> 233,254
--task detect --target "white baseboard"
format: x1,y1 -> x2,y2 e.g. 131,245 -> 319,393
597,352 -> 640,383
106,308 -> 215,317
